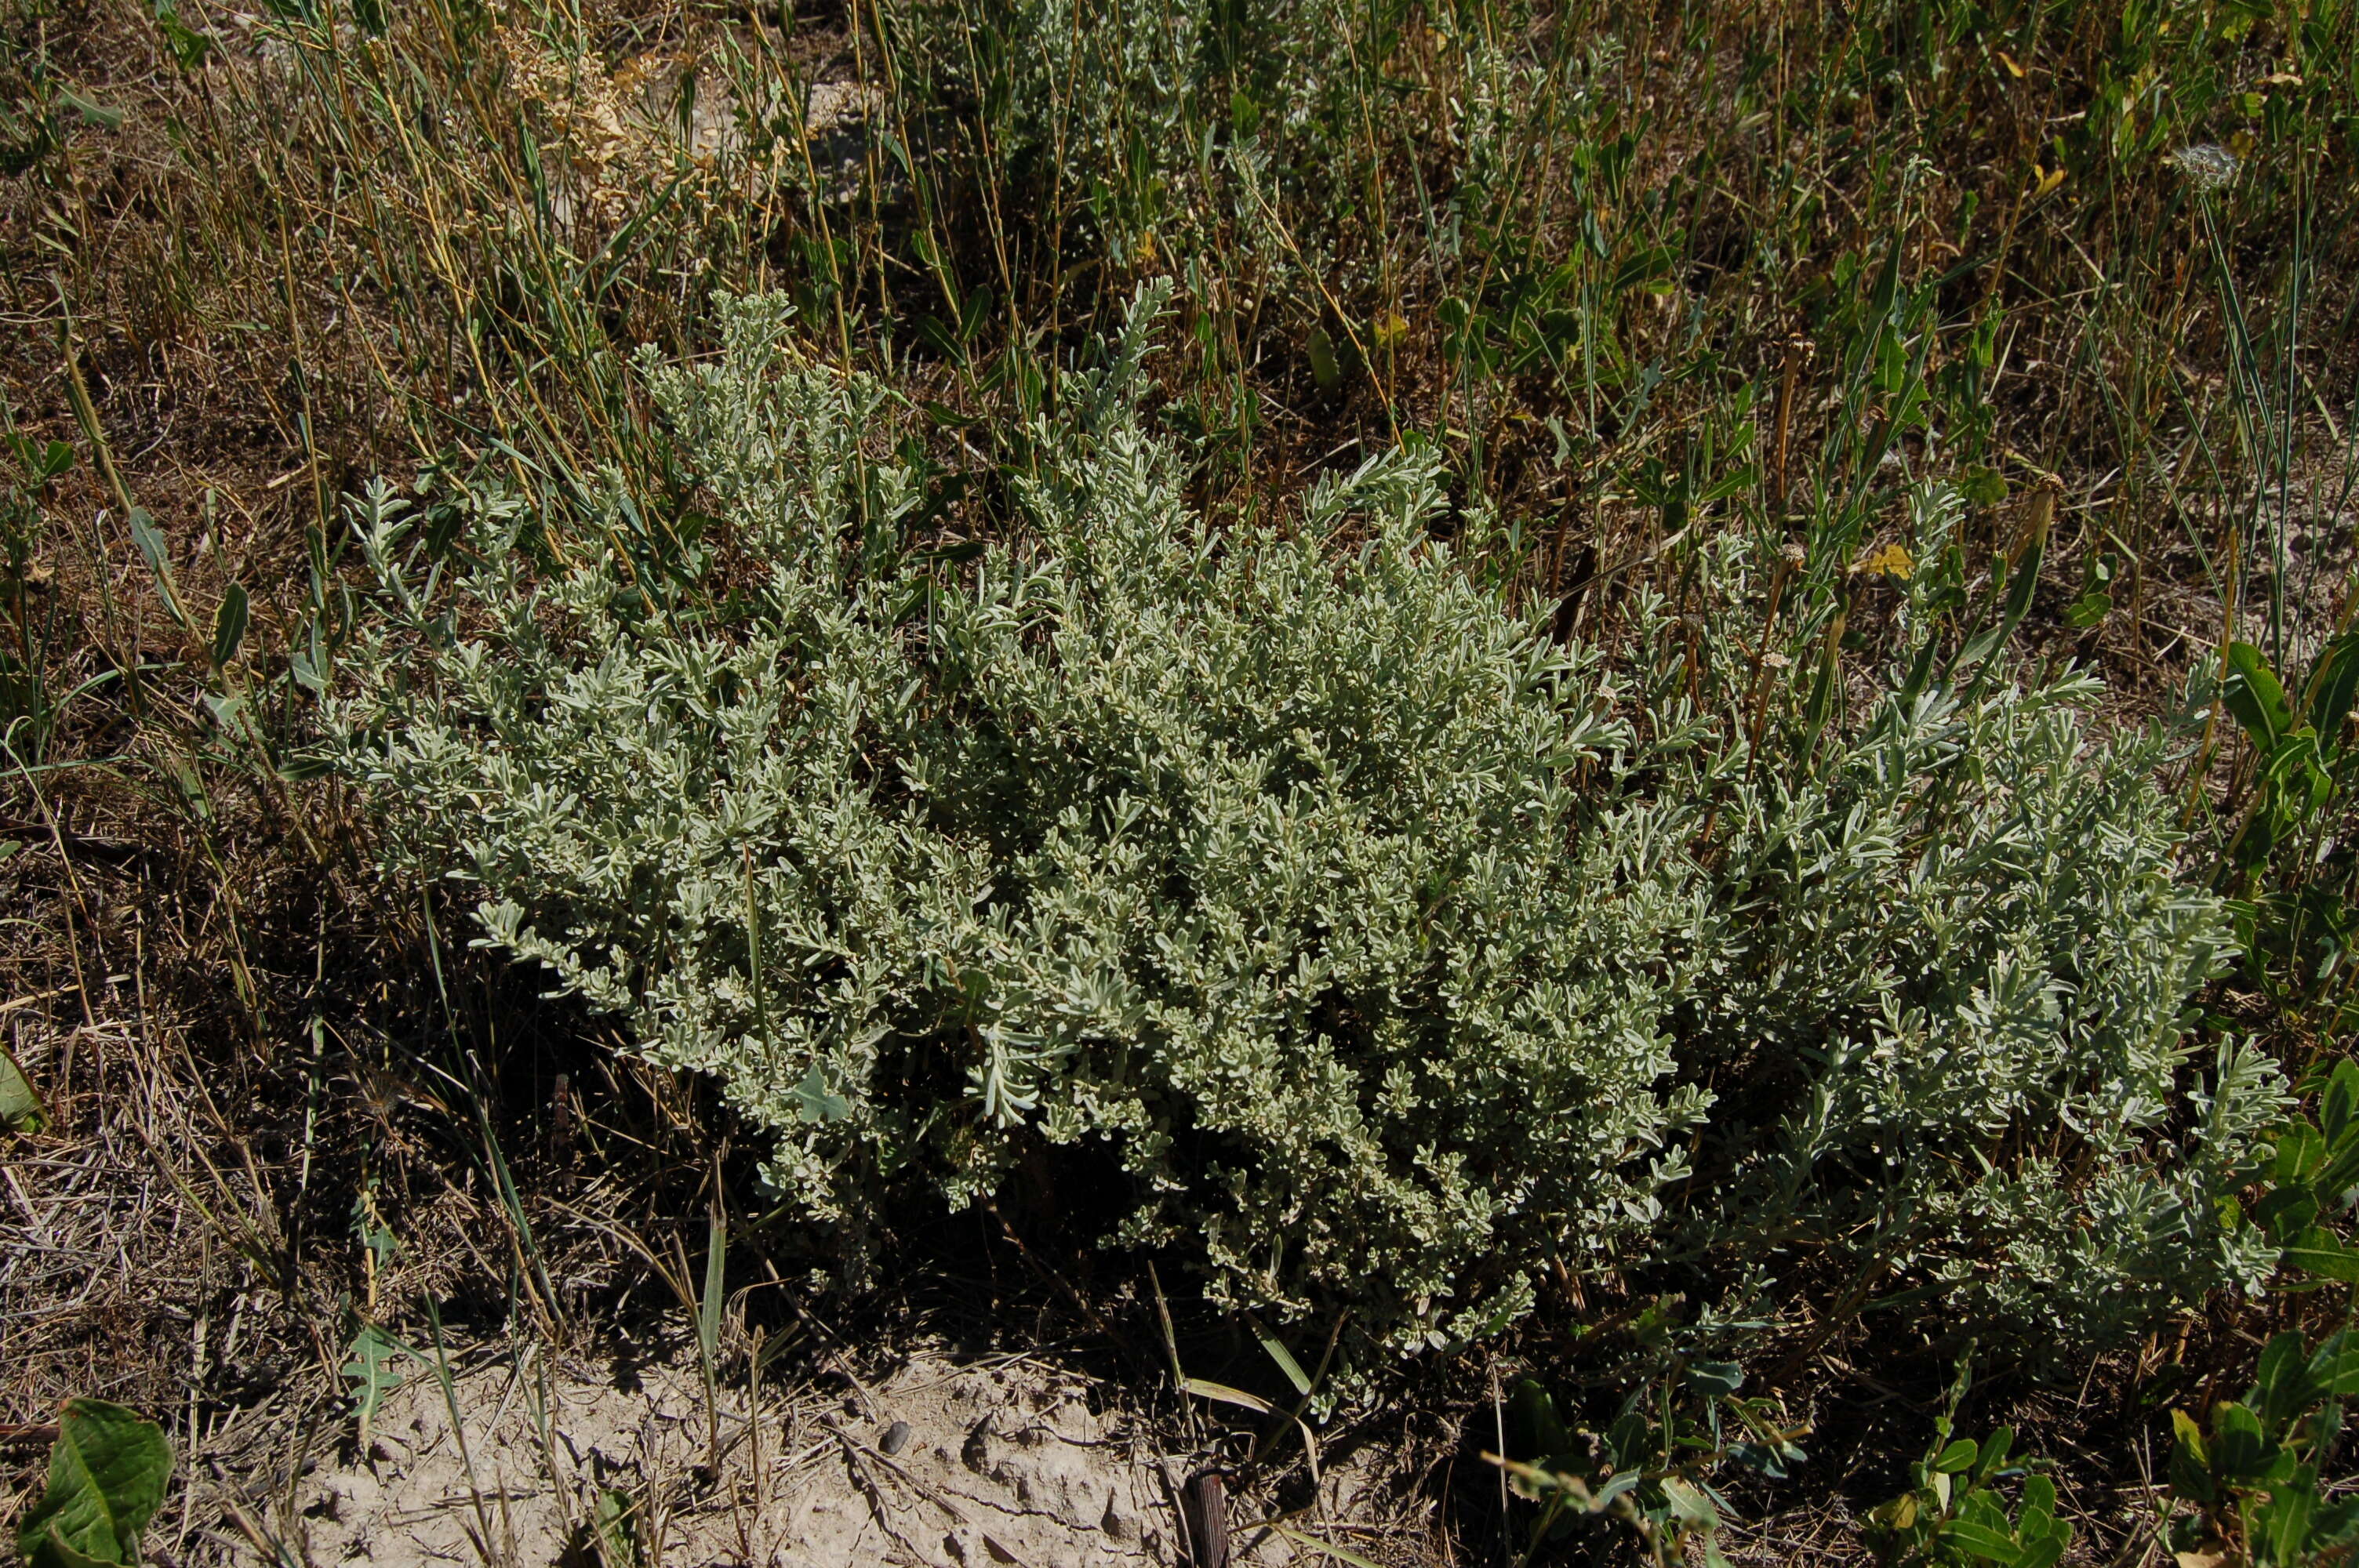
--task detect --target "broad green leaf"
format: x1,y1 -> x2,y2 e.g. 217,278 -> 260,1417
15,1399 -> 173,1568
1307,325 -> 1339,390
1605,1406 -> 1650,1472
697,1209 -> 726,1373
2285,1227 -> 2359,1283
211,583 -> 249,670
34,1529 -> 115,1568
1686,1359 -> 1745,1397
289,637 -> 326,694
2224,642 -> 2298,751
1593,1469 -> 1645,1506
2325,1062 -> 2359,1150
2255,1182 -> 2320,1243
1933,1437 -> 1981,1473
125,509 -> 190,630
2211,1401 -> 2270,1483
5,436 -> 75,481
1505,1378 -> 1573,1475
1,1044 -> 48,1133
2313,1137 -> 2359,1209
2311,1334 -> 2359,1397
2255,1330 -> 2307,1392
591,1489 -> 640,1568
2266,1467 -> 2319,1563
2276,1120 -> 2328,1186
154,9 -> 213,68
2306,632 -> 2359,744
791,1062 -> 849,1123
60,89 -> 125,129
2015,1533 -> 2069,1568
2168,1408 -> 2215,1506
1938,1519 -> 2023,1561
1973,1428 -> 2014,1482
2255,1331 -> 2316,1435
2263,732 -> 2331,815
2170,1410 -> 2208,1464
1657,1475 -> 1719,1530
2311,1145 -> 2359,1202
341,1323 -> 409,1440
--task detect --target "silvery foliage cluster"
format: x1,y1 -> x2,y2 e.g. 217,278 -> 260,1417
333,285 -> 2282,1359
1645,489 -> 2283,1345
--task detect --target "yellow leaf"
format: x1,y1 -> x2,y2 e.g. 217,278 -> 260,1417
1856,542 -> 1915,581
1995,48 -> 2026,78
1372,310 -> 1410,350
1182,1377 -> 1273,1414
2033,164 -> 2067,198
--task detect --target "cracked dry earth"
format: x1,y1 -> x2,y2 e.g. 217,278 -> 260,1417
269,1347 -> 1309,1566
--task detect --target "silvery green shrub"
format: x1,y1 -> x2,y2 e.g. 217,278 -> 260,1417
332,288 -> 2281,1358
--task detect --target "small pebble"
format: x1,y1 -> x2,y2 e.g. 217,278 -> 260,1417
880,1418 -> 912,1455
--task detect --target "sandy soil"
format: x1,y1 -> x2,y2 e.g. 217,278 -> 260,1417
262,1343 -> 1319,1567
